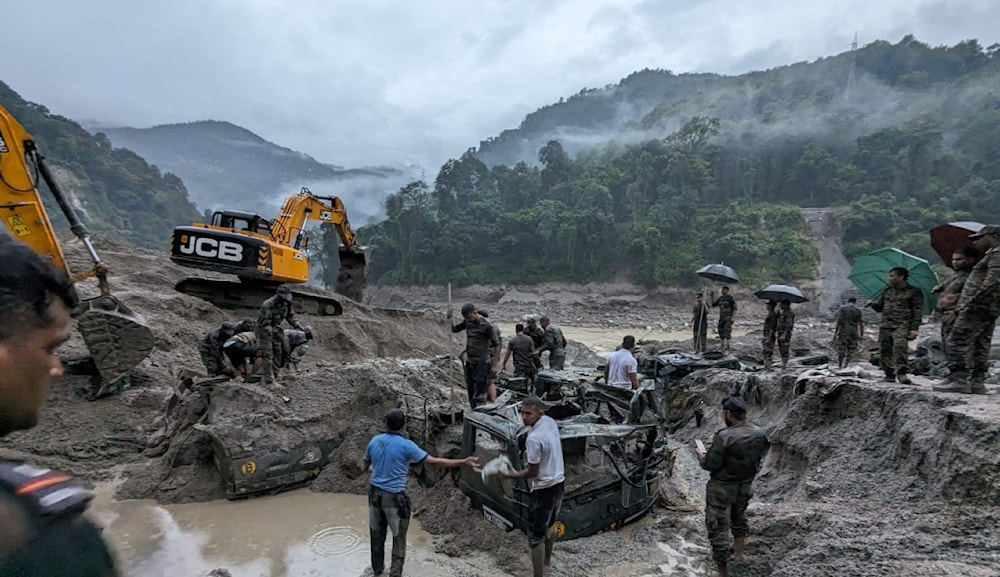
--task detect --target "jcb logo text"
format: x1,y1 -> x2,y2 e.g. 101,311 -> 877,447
178,236 -> 244,262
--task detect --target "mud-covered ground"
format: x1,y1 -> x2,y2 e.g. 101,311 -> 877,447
2,238 -> 999,577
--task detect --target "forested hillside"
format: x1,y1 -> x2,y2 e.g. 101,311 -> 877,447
355,36 -> 1000,288
0,81 -> 200,247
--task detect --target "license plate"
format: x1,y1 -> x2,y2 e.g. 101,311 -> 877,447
482,505 -> 512,530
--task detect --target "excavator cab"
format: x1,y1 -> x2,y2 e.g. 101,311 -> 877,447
0,103 -> 154,399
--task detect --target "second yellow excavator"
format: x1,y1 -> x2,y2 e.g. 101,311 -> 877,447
0,102 -> 155,399
169,187 -> 368,315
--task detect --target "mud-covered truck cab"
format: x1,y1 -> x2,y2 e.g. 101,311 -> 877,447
457,395 -> 672,541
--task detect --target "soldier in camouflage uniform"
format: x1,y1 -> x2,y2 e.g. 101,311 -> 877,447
525,318 -> 545,369
936,225 -> 1000,394
761,301 -> 777,371
255,285 -> 306,387
696,396 -> 771,577
775,300 -> 796,369
711,286 -> 738,352
867,267 -> 923,385
692,294 -> 710,354
537,316 -> 567,370
198,318 -> 254,377
450,303 -> 502,407
502,323 -> 538,389
932,247 -> 980,359
832,297 -> 863,368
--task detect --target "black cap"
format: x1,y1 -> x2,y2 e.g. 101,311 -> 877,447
385,408 -> 406,431
461,303 -> 476,318
722,396 -> 747,413
847,297 -> 857,303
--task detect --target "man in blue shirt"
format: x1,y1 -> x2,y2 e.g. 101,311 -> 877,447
364,408 -> 477,577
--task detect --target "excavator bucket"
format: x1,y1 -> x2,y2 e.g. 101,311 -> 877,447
336,247 -> 368,303
75,294 -> 156,399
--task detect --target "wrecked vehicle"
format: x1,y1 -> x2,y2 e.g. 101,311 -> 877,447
639,350 -> 741,381
457,395 -> 672,541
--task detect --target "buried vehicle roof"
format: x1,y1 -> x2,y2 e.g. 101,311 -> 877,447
457,395 -> 673,541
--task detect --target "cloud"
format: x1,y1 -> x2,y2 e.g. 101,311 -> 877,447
3,0 -> 997,171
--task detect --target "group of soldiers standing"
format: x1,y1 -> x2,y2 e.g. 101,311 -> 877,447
450,303 -> 567,408
691,287 -> 738,353
198,285 -> 313,388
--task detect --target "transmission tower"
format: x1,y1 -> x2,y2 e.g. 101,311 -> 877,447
845,31 -> 858,100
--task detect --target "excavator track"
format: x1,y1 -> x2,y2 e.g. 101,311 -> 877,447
175,277 -> 346,316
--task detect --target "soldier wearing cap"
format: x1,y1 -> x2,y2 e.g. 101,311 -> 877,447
524,318 -> 545,369
866,267 -> 923,385
255,285 -> 305,387
449,303 -> 501,407
364,408 -> 477,577
696,396 -> 771,577
833,297 -> 864,368
936,224 -> 1000,394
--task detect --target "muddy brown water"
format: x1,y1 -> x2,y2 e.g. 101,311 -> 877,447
90,486 -> 505,577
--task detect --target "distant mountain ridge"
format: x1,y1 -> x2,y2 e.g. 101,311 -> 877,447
475,36 -> 1000,166
98,120 -> 417,224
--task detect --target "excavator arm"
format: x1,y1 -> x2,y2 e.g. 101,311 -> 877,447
270,187 -> 368,301
0,103 -> 154,398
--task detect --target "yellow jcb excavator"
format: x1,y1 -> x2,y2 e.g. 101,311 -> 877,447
169,187 -> 367,315
0,103 -> 155,399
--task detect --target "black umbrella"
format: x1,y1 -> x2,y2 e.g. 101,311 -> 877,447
696,263 -> 739,284
754,284 -> 809,304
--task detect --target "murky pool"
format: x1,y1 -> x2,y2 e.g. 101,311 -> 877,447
89,488 -> 456,577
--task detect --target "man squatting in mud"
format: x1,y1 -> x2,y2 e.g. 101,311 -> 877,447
936,224 -> 1000,394
477,395 -> 566,577
364,408 -> 477,577
866,267 -> 923,385
450,303 -> 501,408
696,396 -> 771,577
199,318 -> 254,377
0,234 -> 121,576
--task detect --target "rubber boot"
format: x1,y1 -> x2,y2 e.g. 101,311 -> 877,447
531,544 -> 546,577
781,356 -> 789,369
896,373 -> 912,385
837,355 -> 845,369
763,358 -> 772,372
969,374 -> 988,395
883,370 -> 896,383
933,372 -> 970,393
733,536 -> 745,561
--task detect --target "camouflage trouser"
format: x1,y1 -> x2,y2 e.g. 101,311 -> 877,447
705,479 -> 753,565
694,326 -> 708,353
549,351 -> 566,371
255,326 -> 283,382
777,338 -> 790,361
198,337 -> 226,376
878,326 -> 910,375
718,317 -> 734,340
835,334 -> 859,357
513,360 -> 537,381
762,333 -> 775,360
945,313 -> 996,379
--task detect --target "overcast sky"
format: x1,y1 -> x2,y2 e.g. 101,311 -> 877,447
4,0 -> 997,170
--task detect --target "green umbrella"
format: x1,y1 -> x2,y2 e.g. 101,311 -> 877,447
848,248 -> 938,314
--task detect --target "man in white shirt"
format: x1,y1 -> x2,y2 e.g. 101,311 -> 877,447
604,335 -> 640,390
497,395 -> 565,577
